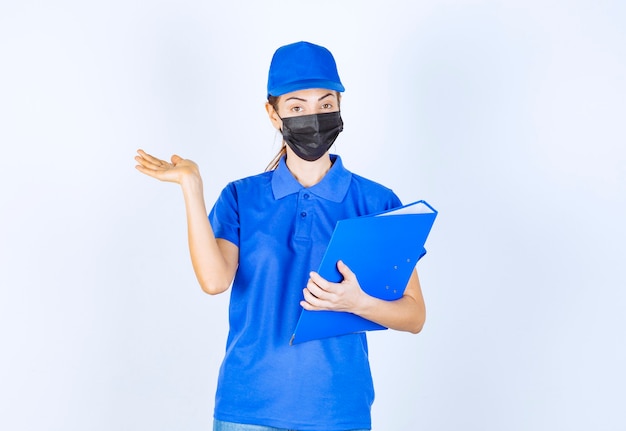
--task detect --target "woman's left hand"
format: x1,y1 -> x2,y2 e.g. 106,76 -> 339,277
301,260 -> 368,314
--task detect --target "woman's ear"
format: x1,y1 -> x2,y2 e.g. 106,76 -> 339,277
265,102 -> 282,131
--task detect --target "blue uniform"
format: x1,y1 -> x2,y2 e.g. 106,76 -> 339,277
209,155 -> 402,431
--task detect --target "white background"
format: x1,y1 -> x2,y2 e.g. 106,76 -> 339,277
1,1 -> 625,430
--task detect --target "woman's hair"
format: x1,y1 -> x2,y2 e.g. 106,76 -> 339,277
264,92 -> 342,172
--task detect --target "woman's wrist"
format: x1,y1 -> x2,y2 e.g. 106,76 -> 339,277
180,170 -> 204,195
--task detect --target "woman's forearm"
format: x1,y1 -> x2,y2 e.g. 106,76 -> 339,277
180,174 -> 237,295
355,271 -> 425,333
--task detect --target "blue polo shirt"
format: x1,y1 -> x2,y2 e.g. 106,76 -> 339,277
208,155 -> 401,431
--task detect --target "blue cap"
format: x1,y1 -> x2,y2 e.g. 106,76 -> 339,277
267,41 -> 345,97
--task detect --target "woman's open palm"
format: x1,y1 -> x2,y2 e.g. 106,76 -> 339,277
135,149 -> 199,184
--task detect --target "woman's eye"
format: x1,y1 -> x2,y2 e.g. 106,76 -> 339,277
322,103 -> 333,109
291,106 -> 303,112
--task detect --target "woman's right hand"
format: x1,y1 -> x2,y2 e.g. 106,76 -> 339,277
135,149 -> 237,295
135,149 -> 200,185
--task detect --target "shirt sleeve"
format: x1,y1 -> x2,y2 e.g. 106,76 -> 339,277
208,182 -> 240,247
386,191 -> 403,210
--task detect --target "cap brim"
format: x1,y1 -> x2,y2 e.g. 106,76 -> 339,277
268,79 -> 345,97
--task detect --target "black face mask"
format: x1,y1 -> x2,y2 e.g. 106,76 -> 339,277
280,112 -> 344,162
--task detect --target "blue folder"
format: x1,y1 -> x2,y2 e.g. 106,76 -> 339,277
290,200 -> 438,344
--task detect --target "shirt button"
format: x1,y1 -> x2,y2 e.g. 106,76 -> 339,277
300,211 -> 307,218
303,193 -> 310,199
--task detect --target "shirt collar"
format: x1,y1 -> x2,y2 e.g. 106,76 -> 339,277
271,154 -> 352,202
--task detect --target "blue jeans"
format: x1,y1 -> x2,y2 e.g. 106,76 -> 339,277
213,419 -> 370,431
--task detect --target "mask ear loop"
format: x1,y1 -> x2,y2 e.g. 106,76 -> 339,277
265,102 -> 288,171
265,124 -> 287,171
274,110 -> 286,135
274,111 -> 286,142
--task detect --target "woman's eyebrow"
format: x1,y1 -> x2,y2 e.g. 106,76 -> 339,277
284,93 -> 335,102
318,93 -> 334,101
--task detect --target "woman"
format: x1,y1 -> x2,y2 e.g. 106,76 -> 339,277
135,41 -> 425,431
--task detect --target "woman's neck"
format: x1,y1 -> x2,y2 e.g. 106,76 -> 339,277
285,151 -> 332,188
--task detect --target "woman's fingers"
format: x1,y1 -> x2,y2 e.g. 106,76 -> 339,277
136,149 -> 169,169
134,149 -> 199,185
135,150 -> 170,181
301,285 -> 326,310
302,265 -> 365,313
135,163 -> 164,180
